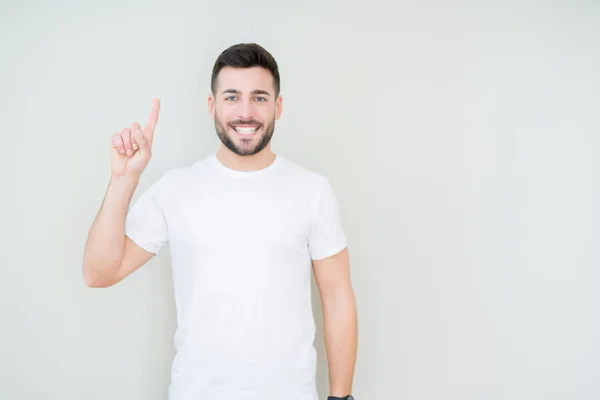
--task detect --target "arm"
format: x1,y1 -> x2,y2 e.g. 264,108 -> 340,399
313,247 -> 358,398
82,99 -> 161,288
82,175 -> 154,288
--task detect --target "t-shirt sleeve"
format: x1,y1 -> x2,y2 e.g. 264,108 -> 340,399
308,178 -> 348,260
125,172 -> 172,255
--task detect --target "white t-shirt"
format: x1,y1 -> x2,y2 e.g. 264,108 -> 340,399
125,152 -> 347,400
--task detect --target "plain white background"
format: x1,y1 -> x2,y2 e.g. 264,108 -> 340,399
1,1 -> 599,399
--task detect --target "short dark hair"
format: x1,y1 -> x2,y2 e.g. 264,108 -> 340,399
211,43 -> 280,96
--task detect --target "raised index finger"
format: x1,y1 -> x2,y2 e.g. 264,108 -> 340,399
144,98 -> 161,139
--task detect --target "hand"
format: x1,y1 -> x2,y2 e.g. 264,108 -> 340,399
110,98 -> 161,179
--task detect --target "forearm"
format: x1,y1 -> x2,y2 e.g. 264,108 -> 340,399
322,288 -> 358,397
82,175 -> 138,283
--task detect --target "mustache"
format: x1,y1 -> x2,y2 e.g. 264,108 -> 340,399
229,120 -> 262,126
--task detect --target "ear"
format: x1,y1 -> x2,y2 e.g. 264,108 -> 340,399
208,93 -> 216,118
275,95 -> 283,120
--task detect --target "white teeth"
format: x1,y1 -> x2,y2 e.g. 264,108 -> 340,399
234,126 -> 258,134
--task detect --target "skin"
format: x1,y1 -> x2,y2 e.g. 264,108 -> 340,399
208,66 -> 282,172
313,248 -> 358,397
82,65 -> 357,397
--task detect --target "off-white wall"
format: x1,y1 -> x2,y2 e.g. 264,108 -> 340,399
1,1 -> 599,399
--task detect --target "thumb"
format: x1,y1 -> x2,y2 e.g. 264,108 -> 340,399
134,126 -> 151,160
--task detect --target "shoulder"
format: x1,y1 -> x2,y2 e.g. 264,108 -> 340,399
137,157 -> 211,202
278,155 -> 332,191
158,154 -> 214,185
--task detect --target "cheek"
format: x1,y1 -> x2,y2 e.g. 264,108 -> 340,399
215,107 -> 233,122
257,107 -> 276,121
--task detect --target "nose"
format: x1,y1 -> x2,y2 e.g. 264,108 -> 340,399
237,98 -> 254,121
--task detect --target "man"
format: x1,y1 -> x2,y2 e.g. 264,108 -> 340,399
83,43 -> 357,400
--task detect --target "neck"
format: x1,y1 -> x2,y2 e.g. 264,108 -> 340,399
216,144 -> 276,172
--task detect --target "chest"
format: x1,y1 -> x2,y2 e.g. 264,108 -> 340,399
167,182 -> 313,258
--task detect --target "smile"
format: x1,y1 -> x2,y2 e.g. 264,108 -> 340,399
231,125 -> 260,136
235,126 -> 258,134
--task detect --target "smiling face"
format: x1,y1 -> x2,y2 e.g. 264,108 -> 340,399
209,66 -> 282,157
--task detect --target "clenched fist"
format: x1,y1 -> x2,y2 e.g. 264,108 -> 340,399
110,98 -> 160,178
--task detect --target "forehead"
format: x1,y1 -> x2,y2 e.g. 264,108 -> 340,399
215,66 -> 275,93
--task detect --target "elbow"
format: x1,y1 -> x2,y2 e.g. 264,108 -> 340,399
83,275 -> 111,288
82,261 -> 119,288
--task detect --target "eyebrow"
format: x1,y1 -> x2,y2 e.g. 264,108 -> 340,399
222,89 -> 271,96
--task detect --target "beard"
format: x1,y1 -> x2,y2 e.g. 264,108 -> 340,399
214,111 -> 276,156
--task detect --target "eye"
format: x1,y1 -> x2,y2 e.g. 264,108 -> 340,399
255,97 -> 267,102
225,96 -> 237,101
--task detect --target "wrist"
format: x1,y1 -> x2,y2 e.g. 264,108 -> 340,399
109,173 -> 140,192
105,174 -> 140,208
110,172 -> 140,185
